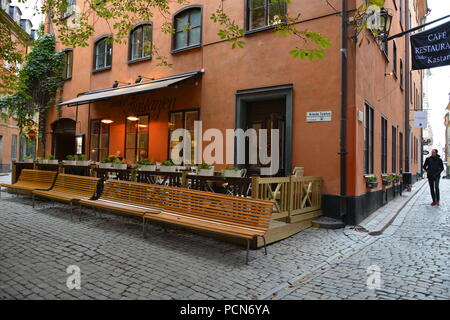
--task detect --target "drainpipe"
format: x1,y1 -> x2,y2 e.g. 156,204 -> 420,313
339,0 -> 348,203
405,0 -> 410,174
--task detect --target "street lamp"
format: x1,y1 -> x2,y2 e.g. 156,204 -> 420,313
379,8 -> 393,40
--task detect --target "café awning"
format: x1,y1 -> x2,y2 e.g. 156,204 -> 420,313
59,70 -> 203,107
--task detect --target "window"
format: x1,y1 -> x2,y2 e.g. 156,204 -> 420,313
381,117 -> 388,174
393,41 -> 398,76
399,132 -> 404,172
246,0 -> 287,31
63,49 -> 73,79
392,126 -> 397,173
11,134 -> 17,162
169,110 -> 199,164
62,0 -> 76,18
173,7 -> 202,51
399,0 -> 403,29
129,23 -> 152,62
94,37 -> 112,71
364,104 -> 374,175
90,119 -> 110,162
400,58 -> 404,90
125,115 -> 149,163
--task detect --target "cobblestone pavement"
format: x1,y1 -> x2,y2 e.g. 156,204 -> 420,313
0,174 -> 448,300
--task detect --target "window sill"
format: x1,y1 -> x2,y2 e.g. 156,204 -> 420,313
171,44 -> 202,54
92,66 -> 112,74
128,56 -> 152,65
364,174 -> 375,179
245,24 -> 278,36
63,76 -> 72,81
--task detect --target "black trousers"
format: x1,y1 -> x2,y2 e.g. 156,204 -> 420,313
428,177 -> 440,202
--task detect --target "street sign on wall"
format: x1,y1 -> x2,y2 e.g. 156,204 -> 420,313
411,20 -> 450,70
414,111 -> 428,128
306,111 -> 332,122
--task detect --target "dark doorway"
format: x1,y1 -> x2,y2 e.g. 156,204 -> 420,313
51,118 -> 76,160
235,85 -> 293,177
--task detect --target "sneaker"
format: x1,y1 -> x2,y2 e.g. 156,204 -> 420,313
436,202 -> 440,206
431,202 -> 437,206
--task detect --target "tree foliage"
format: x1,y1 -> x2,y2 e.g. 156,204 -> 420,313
0,33 -> 65,134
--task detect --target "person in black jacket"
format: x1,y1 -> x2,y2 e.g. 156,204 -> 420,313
423,149 -> 444,206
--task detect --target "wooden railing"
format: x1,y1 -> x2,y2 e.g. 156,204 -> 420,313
251,175 -> 323,222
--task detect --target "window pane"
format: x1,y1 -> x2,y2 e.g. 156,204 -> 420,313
250,7 -> 266,30
175,31 -> 188,49
190,9 -> 201,28
96,40 -> 105,69
105,43 -> 112,67
176,12 -> 189,31
269,1 -> 286,24
132,27 -> 143,60
250,0 -> 266,9
189,27 -> 201,46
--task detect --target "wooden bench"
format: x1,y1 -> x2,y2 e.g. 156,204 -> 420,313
0,169 -> 57,198
79,180 -> 274,264
32,174 -> 100,218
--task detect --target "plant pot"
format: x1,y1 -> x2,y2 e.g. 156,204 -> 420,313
48,160 -> 59,165
199,167 -> 215,176
160,166 -> 176,173
366,181 -> 378,189
63,160 -> 77,166
382,180 -> 391,186
76,160 -> 90,166
176,166 -> 187,171
40,160 -> 49,164
99,163 -> 113,169
223,169 -> 243,178
139,165 -> 156,172
24,159 -> 34,163
113,163 -> 127,170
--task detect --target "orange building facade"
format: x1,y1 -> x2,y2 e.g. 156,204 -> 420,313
0,0 -> 34,172
42,0 -> 429,224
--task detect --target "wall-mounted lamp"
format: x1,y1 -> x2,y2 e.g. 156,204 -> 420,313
127,116 -> 139,121
135,75 -> 155,83
112,80 -> 130,88
101,119 -> 114,124
384,72 -> 394,77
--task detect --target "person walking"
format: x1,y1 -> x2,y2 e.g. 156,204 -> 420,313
423,149 -> 444,206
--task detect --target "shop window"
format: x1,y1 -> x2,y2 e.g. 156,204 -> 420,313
94,37 -> 112,71
246,0 -> 287,32
90,119 -> 110,162
169,110 -> 199,164
392,126 -> 397,173
125,115 -> 149,163
364,104 -> 374,175
129,23 -> 152,61
173,7 -> 202,51
381,117 -> 388,174
63,49 -> 73,79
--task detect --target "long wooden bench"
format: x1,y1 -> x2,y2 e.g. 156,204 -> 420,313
0,169 -> 57,198
79,180 -> 274,264
33,174 -> 100,218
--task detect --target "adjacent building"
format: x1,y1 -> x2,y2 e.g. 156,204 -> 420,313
41,0 -> 429,225
445,94 -> 450,178
0,0 -> 34,172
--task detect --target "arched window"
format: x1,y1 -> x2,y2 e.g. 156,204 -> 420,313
62,49 -> 73,79
173,7 -> 202,51
129,23 -> 152,62
94,36 -> 112,71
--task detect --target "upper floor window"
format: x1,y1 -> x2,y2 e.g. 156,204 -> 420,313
94,37 -> 112,71
173,7 -> 202,51
63,49 -> 73,79
246,0 -> 287,31
62,0 -> 76,19
129,23 -> 152,62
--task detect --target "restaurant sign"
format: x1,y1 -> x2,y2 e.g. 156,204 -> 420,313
411,20 -> 450,70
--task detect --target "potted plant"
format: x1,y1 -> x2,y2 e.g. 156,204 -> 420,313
76,154 -> 90,166
396,174 -> 403,182
99,157 -> 113,169
36,157 -> 45,164
64,155 -> 76,166
382,174 -> 394,187
160,159 -> 176,172
222,166 -> 243,178
136,158 -> 156,171
366,176 -> 378,189
198,162 -> 215,176
113,158 -> 127,170
23,155 -> 34,163
47,155 -> 59,165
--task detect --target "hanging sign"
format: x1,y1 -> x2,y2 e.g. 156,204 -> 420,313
27,129 -> 36,140
414,111 -> 428,128
411,20 -> 450,70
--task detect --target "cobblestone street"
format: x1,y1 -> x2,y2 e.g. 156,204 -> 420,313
0,174 -> 449,300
